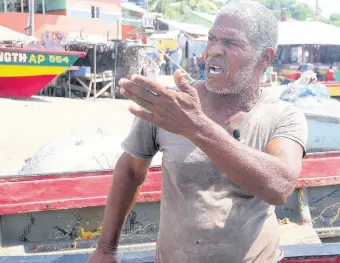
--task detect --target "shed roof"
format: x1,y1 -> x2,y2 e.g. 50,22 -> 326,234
157,18 -> 209,36
278,21 -> 340,45
0,25 -> 37,42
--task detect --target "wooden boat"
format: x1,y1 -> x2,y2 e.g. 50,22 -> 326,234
0,150 -> 340,262
0,47 -> 85,98
273,63 -> 340,98
0,244 -> 339,263
323,81 -> 340,97
305,113 -> 340,153
0,97 -> 340,261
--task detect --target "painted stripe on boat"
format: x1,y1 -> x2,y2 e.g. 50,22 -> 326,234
0,65 -> 67,77
0,51 -> 80,67
0,75 -> 57,98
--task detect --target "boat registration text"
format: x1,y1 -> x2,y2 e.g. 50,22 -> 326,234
0,51 -> 70,66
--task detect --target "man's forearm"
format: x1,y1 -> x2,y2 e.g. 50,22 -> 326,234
188,116 -> 296,205
97,170 -> 141,251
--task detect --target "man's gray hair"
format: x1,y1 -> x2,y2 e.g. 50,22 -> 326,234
217,0 -> 278,51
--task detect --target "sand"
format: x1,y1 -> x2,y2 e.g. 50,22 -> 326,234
0,96 -> 136,176
0,85 -> 285,176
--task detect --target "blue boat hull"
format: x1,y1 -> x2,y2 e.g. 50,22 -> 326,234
305,113 -> 340,153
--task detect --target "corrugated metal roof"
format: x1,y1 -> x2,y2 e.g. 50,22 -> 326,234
0,25 -> 36,42
157,18 -> 209,36
278,21 -> 340,45
181,11 -> 340,45
149,30 -> 180,40
190,11 -> 215,23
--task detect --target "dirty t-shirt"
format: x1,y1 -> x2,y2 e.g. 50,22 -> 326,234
121,89 -> 308,263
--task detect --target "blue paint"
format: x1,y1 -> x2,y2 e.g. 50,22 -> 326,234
45,0 -> 67,11
121,19 -> 143,27
306,117 -> 340,152
0,250 -> 155,263
1,243 -> 340,262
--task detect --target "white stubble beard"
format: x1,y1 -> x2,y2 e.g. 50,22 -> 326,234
206,52 -> 261,95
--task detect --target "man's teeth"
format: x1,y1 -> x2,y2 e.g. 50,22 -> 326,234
209,66 -> 223,74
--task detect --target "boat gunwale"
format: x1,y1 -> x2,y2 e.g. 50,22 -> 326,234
0,243 -> 340,262
0,151 -> 339,182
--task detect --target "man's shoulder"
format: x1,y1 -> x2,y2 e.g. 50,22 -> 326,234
250,90 -> 306,129
246,90 -> 308,150
259,89 -> 303,116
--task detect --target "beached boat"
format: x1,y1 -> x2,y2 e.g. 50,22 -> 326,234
0,136 -> 340,262
305,112 -> 340,153
281,67 -> 340,98
0,151 -> 339,262
0,47 -> 85,98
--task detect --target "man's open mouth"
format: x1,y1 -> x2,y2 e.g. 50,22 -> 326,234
208,65 -> 223,75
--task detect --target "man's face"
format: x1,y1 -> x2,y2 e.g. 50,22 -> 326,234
204,14 -> 260,95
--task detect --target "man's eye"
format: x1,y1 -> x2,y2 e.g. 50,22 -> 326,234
208,36 -> 216,41
223,40 -> 234,45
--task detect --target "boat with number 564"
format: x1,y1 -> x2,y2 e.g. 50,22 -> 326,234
0,47 -> 85,98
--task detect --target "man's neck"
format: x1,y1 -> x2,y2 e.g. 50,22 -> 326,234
203,87 -> 261,112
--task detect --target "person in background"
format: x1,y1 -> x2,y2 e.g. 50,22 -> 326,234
157,52 -> 166,75
164,49 -> 171,75
313,67 -> 323,81
325,65 -> 335,82
142,57 -> 160,81
189,52 -> 200,80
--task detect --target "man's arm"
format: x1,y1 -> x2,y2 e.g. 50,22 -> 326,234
189,117 -> 304,206
118,72 -> 306,206
96,152 -> 151,252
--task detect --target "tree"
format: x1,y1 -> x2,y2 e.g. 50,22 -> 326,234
148,0 -> 183,20
321,13 -> 340,28
253,0 -> 313,21
170,0 -> 222,15
330,13 -> 340,22
148,0 -> 222,21
291,3 -> 313,20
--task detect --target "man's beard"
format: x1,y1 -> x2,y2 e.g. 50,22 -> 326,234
206,56 -> 259,95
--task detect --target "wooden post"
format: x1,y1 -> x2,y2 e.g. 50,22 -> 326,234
68,70 -> 71,98
112,43 -> 118,99
93,44 -> 97,101
42,0 -> 45,14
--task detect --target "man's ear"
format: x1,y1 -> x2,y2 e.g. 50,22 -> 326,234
260,48 -> 276,69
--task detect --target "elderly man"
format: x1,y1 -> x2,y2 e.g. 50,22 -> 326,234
86,1 -> 308,263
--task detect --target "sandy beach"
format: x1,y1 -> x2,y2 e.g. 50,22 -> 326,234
0,85 -> 286,176
0,96 -> 136,176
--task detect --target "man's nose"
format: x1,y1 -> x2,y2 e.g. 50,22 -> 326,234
208,42 -> 225,57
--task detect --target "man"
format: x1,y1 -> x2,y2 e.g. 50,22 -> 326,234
189,52 -> 200,80
142,57 -> 160,81
325,65 -> 335,81
86,1 -> 308,263
164,49 -> 171,75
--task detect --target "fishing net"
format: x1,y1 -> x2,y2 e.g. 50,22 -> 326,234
18,131 -> 162,175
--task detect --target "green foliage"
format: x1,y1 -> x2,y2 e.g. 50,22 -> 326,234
321,13 -> 340,28
146,0 -> 316,23
330,13 -> 340,22
147,0 -> 222,21
253,0 -> 313,21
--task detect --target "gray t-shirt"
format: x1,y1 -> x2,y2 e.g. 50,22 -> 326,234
121,90 -> 308,263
